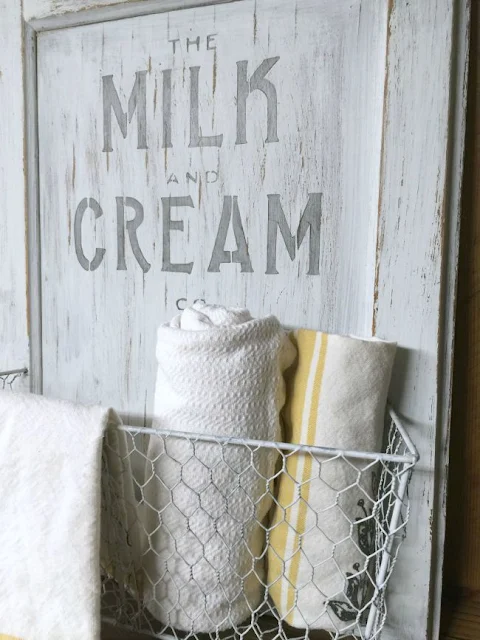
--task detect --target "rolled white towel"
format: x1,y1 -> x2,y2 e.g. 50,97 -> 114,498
142,303 -> 295,632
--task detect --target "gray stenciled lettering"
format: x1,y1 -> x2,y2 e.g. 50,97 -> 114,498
267,198 -> 296,265
187,36 -> 200,52
74,198 -> 106,271
74,193 -> 322,275
116,197 -> 151,273
266,193 -> 322,275
189,67 -> 224,148
208,196 -> 253,273
186,172 -> 198,184
176,298 -> 187,310
169,39 -> 180,54
169,36 -> 215,53
206,34 -> 217,50
296,194 -> 322,275
102,71 -> 148,152
162,196 -> 194,273
206,170 -> 219,183
162,69 -> 173,149
236,57 -> 280,145
176,297 -> 206,310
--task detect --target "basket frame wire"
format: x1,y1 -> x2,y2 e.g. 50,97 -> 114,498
0,368 -> 28,389
111,406 -> 417,640
362,407 -> 417,637
117,405 -> 418,466
1,368 -> 418,639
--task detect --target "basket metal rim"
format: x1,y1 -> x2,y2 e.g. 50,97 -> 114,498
116,405 -> 419,467
0,367 -> 28,377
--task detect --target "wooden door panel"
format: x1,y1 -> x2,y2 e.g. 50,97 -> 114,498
37,0 -> 387,409
0,1 -> 468,638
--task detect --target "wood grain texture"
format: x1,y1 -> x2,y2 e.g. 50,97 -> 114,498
372,0 -> 468,637
430,1 -> 470,636
441,592 -> 480,640
101,621 -> 349,640
443,0 -> 480,595
102,623 -> 152,639
26,0 -> 137,14
0,3 -> 30,387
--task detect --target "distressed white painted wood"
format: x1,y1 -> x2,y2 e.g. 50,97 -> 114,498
37,0 -> 386,411
372,2 -> 469,638
431,1 -> 470,632
0,2 -> 30,389
25,0 -> 240,31
26,0 -> 133,14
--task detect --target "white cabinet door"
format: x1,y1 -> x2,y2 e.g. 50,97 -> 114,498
1,1 -> 469,638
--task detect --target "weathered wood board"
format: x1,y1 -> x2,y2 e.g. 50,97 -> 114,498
444,0 -> 479,597
372,1 -> 469,636
38,0 -> 387,411
0,2 -> 30,387
0,0 -> 463,638
25,0 -> 241,31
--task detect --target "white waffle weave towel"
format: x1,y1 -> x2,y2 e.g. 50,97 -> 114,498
143,303 -> 295,632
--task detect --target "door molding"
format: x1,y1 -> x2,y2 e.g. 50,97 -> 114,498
25,0 -> 241,31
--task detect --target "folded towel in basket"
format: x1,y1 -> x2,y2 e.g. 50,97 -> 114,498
143,302 -> 295,633
267,331 -> 396,631
0,391 -> 137,640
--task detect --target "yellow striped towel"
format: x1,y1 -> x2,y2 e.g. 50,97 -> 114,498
268,330 -> 396,632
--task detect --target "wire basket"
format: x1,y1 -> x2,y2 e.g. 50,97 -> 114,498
101,408 -> 417,640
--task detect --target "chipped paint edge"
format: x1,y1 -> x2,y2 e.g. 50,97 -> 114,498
25,0 -> 242,32
429,0 -> 471,637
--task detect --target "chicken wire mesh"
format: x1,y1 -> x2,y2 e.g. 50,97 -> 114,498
100,408 -> 417,640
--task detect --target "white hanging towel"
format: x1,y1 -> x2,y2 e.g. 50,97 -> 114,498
268,330 -> 396,633
0,391 -> 137,640
143,303 -> 295,632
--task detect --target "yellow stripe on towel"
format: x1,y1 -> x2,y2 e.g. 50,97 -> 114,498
268,330 -> 328,625
0,635 -> 22,639
268,330 -> 396,630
